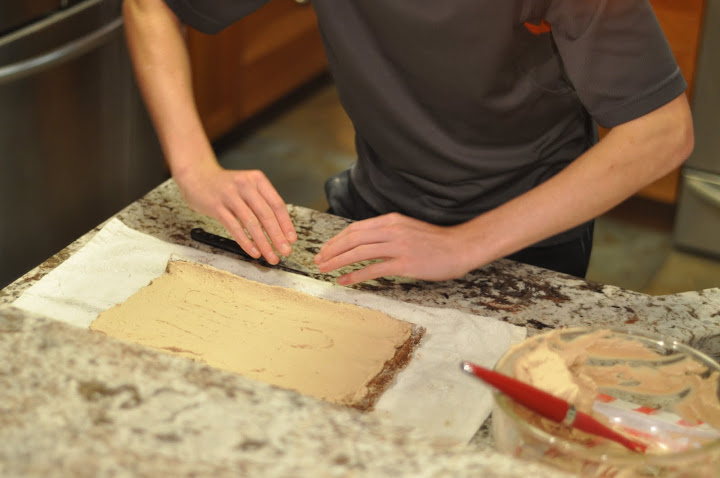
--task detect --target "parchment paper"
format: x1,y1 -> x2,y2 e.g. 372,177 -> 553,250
13,218 -> 526,443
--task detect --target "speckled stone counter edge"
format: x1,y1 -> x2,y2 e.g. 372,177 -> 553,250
0,306 -> 573,478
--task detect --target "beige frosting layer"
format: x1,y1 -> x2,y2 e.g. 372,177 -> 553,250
90,260 -> 413,407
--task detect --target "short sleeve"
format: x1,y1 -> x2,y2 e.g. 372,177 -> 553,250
546,0 -> 687,128
163,0 -> 270,34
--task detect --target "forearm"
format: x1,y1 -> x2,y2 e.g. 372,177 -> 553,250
123,0 -> 215,179
460,94 -> 694,267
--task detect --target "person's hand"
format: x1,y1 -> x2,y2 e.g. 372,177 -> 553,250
313,213 -> 475,285
176,161 -> 297,264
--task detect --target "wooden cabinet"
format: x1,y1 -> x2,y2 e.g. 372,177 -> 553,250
635,0 -> 706,204
186,0 -> 328,141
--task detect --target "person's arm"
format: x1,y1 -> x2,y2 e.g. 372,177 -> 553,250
314,93 -> 693,285
123,0 -> 296,263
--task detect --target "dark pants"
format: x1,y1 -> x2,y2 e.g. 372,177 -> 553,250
325,169 -> 594,279
506,221 -> 594,278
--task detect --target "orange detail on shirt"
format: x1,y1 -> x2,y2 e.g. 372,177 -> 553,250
524,19 -> 552,35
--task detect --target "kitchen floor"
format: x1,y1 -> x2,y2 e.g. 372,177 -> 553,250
216,77 -> 720,296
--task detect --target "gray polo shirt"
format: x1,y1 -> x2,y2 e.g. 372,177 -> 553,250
164,0 -> 686,241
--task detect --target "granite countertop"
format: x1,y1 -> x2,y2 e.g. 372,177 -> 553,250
1,179 -> 719,477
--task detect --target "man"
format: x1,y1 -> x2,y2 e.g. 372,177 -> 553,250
123,0 -> 693,285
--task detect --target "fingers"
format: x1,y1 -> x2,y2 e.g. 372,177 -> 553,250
316,239 -> 402,286
226,202 -> 279,264
218,171 -> 297,264
316,241 -> 393,273
315,214 -> 408,266
336,260 -> 399,286
314,216 -> 408,284
322,214 -> 387,249
218,208 -> 263,259
255,176 -> 297,246
315,225 -> 391,272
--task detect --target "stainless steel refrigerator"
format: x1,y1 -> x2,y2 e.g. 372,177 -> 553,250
674,0 -> 720,258
0,0 -> 168,288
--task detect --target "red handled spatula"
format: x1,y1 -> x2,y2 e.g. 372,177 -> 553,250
461,361 -> 647,453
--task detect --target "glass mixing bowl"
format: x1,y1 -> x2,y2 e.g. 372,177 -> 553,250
492,327 -> 720,477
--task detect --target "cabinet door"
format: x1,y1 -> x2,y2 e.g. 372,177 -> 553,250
187,0 -> 328,140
